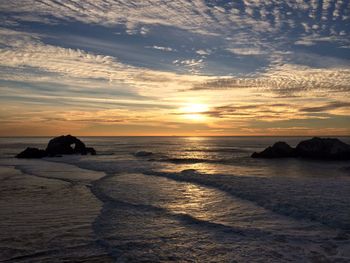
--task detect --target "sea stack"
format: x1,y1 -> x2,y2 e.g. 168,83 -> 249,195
251,141 -> 296,158
295,137 -> 350,160
16,135 -> 96,158
252,137 -> 350,160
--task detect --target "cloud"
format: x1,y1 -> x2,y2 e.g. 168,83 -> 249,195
226,47 -> 266,56
1,1 -> 348,46
199,103 -> 306,122
1,0 -> 349,79
0,28 -> 214,96
294,34 -> 350,46
190,64 -> 350,96
196,49 -> 211,56
300,101 -> 350,113
146,45 -> 175,52
173,59 -> 205,74
0,29 -> 129,81
197,99 -> 350,124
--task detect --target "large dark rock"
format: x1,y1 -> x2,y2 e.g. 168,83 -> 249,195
296,137 -> 350,160
251,137 -> 350,160
251,141 -> 296,158
46,135 -> 95,156
16,135 -> 96,158
16,147 -> 47,159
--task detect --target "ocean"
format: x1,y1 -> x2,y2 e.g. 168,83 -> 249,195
0,136 -> 349,262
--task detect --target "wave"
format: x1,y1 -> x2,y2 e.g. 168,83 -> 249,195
43,156 -> 350,232
14,164 -> 77,185
92,197 -> 277,239
144,169 -> 350,232
90,171 -> 349,262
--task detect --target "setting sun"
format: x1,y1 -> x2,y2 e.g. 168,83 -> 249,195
180,103 -> 209,122
182,104 -> 208,113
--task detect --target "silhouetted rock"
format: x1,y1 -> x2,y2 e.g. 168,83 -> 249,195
251,142 -> 296,158
85,147 -> 97,155
296,137 -> 350,160
46,135 -> 83,155
16,135 -> 96,158
16,147 -> 47,159
134,151 -> 153,157
252,137 -> 350,160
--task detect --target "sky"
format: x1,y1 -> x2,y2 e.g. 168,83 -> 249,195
0,0 -> 349,136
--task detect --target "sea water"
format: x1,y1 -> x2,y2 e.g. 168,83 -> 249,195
0,137 -> 349,262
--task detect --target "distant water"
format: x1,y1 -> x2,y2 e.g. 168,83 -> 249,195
0,137 -> 350,262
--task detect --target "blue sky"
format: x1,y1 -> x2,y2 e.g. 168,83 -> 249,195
0,0 -> 349,135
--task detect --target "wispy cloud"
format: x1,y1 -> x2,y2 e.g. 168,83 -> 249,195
200,103 -> 322,122
300,101 -> 350,113
173,59 -> 204,74
1,1 -> 348,52
226,47 -> 266,56
0,1 -> 349,135
190,64 -> 350,97
146,45 -> 175,52
0,28 -> 212,95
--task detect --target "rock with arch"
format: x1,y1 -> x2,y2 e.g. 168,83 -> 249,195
16,135 -> 96,158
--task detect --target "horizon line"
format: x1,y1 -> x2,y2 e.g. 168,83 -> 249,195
1,135 -> 349,138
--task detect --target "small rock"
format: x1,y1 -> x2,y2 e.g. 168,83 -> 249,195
251,141 -> 296,158
16,147 -> 47,159
84,147 -> 96,155
134,151 -> 153,157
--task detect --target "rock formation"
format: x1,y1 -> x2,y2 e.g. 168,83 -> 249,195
46,135 -> 95,156
295,137 -> 350,160
16,147 -> 47,159
251,141 -> 296,158
252,137 -> 350,160
16,135 -> 96,158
